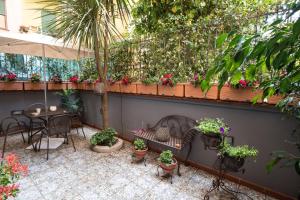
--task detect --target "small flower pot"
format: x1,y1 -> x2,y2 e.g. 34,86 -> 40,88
67,82 -> 79,90
201,134 -> 222,149
136,83 -> 157,95
133,147 -> 148,160
47,82 -> 67,90
220,85 -> 263,103
106,81 -> 120,92
223,154 -> 245,172
159,158 -> 177,174
0,81 -> 23,91
158,84 -> 184,97
24,82 -> 45,90
120,82 -> 137,93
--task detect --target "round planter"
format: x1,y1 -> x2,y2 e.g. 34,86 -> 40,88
201,133 -> 222,148
159,158 -> 177,174
223,154 -> 245,172
91,138 -> 123,153
133,147 -> 148,160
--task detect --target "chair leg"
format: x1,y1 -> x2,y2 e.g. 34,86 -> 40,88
81,127 -> 86,139
46,136 -> 50,160
1,134 -> 8,158
69,135 -> 76,152
184,143 -> 193,166
21,132 -> 26,143
177,161 -> 181,176
76,128 -> 79,135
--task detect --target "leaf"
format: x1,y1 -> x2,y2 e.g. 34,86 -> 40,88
245,64 -> 256,81
230,70 -> 242,85
216,33 -> 228,48
266,158 -> 281,173
229,35 -> 242,48
273,51 -> 288,70
279,78 -> 291,93
293,18 -> 300,36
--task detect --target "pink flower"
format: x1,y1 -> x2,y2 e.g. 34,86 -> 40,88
239,80 -> 247,88
69,75 -> 79,83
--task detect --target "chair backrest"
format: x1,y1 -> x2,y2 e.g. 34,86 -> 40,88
48,115 -> 71,136
0,117 -> 20,134
25,103 -> 46,112
149,115 -> 197,139
11,110 -> 30,125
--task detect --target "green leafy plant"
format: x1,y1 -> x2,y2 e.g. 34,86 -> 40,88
56,89 -> 82,113
142,76 -> 159,85
219,141 -> 258,159
133,138 -> 147,150
30,73 -> 41,83
197,118 -> 230,135
90,128 -> 117,147
158,150 -> 174,165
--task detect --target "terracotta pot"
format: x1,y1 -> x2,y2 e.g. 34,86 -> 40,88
133,147 -> 148,160
120,82 -> 137,93
106,82 -> 120,92
47,82 -> 67,90
184,83 -> 218,99
0,81 -> 23,91
85,82 -> 95,91
136,83 -> 157,95
220,85 -> 262,103
159,158 -> 177,174
267,95 -> 284,105
24,82 -> 45,90
158,84 -> 184,97
77,83 -> 85,90
67,82 -> 79,90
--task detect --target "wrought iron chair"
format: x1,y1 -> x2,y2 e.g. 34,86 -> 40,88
36,114 -> 75,160
70,113 -> 86,139
1,117 -> 28,158
132,115 -> 198,176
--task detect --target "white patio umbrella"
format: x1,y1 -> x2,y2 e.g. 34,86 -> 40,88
0,30 -> 93,120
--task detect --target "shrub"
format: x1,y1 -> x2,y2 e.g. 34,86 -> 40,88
133,139 -> 146,150
90,128 -> 117,147
158,150 -> 174,165
219,141 -> 258,159
197,118 -> 230,136
30,73 -> 41,83
142,76 -> 159,85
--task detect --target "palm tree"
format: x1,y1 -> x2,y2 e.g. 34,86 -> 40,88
38,0 -> 131,128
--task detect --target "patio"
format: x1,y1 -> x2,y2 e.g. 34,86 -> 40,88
2,126 -> 274,200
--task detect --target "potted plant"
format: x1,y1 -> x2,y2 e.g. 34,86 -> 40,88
48,75 -> 67,90
0,153 -> 28,200
68,75 -> 80,90
0,73 -> 23,91
90,128 -> 124,153
119,76 -> 137,93
133,138 -> 148,160
24,73 -> 44,90
136,76 -> 158,95
157,150 -> 177,174
220,79 -> 263,103
185,73 -> 218,99
219,141 -> 258,172
157,73 -> 184,97
196,118 -> 230,148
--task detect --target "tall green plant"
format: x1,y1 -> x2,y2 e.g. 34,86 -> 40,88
56,89 -> 82,113
38,0 -> 131,128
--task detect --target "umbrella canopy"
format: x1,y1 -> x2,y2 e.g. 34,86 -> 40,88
0,30 -> 92,60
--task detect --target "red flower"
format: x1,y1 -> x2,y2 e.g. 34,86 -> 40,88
239,80 -> 247,88
5,73 -> 17,81
163,73 -> 172,79
69,75 -> 79,83
122,76 -> 129,85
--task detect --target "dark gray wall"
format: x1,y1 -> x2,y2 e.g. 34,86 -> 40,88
1,91 -> 299,198
81,92 -> 300,198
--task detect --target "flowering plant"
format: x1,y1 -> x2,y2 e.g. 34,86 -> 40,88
0,154 -> 29,200
69,75 -> 79,83
191,73 -> 203,87
50,75 -> 62,83
0,75 -> 5,81
121,76 -> 133,85
5,73 -> 17,82
196,118 -> 230,136
160,73 -> 178,87
30,73 -> 41,83
231,79 -> 256,89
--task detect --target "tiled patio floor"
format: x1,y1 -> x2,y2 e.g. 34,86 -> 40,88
1,126 -> 275,200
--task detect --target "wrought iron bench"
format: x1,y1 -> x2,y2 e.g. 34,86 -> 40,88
131,115 -> 199,176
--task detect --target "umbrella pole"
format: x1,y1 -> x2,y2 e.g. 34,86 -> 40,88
42,44 -> 48,122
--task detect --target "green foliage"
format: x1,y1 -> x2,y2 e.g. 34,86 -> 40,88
196,118 -> 230,135
219,141 -> 258,159
141,76 -> 159,85
56,89 -> 82,113
78,58 -> 98,81
30,73 -> 41,83
158,150 -> 174,165
90,128 -> 117,146
133,138 -> 147,150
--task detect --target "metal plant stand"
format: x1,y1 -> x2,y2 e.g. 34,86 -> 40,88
131,153 -> 147,166
156,165 -> 174,184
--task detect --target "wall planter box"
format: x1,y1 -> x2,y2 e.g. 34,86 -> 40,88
184,83 -> 218,100
94,82 -> 104,93
158,84 -> 184,97
67,82 -> 79,90
24,82 -> 45,90
136,83 -> 157,95
47,82 -> 67,90
0,81 -> 23,91
220,85 -> 262,103
267,95 -> 284,105
85,83 -> 95,91
120,83 -> 137,94
106,82 -> 120,92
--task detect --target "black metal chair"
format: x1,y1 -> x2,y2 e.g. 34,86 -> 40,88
70,113 -> 86,139
1,117 -> 28,158
36,114 -> 75,160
